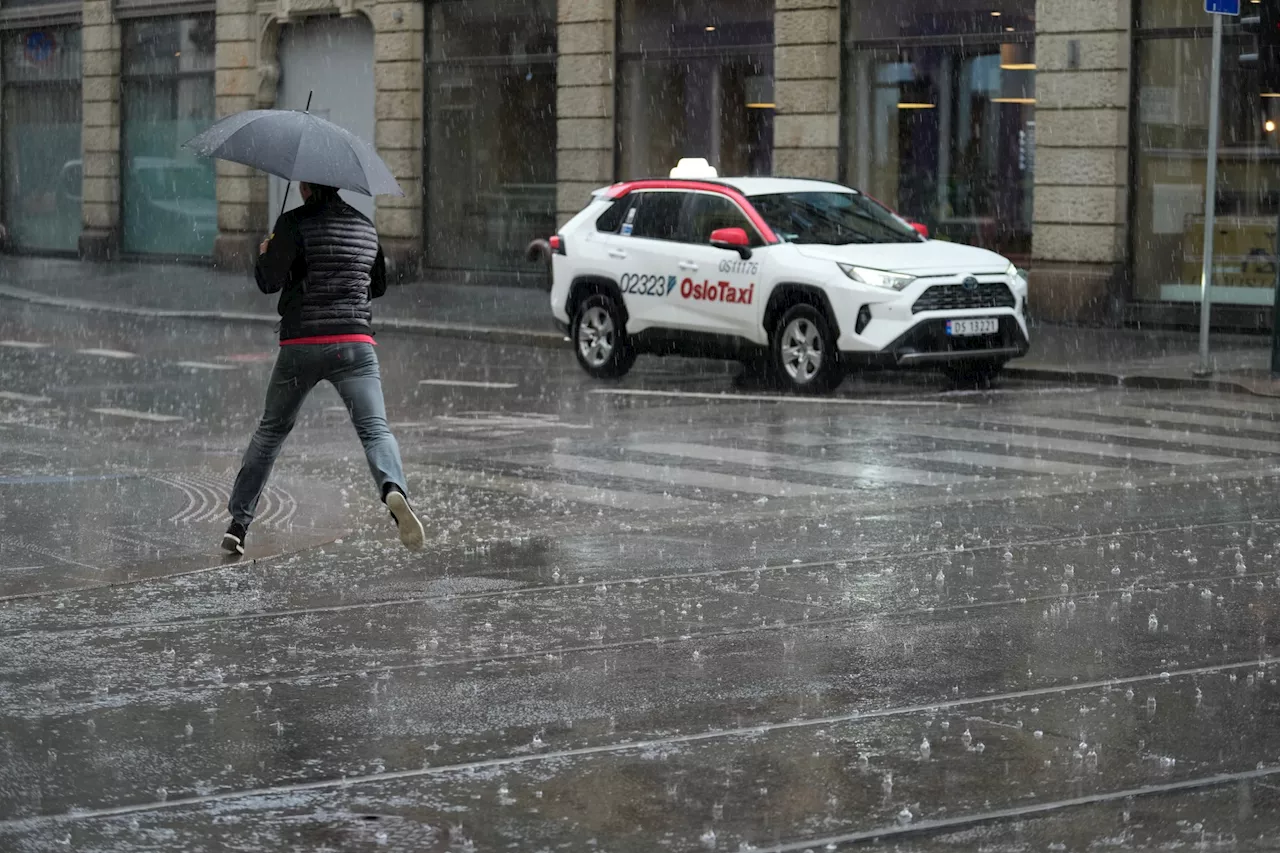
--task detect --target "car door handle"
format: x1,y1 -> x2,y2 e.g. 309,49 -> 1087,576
608,249 -> 628,260
678,261 -> 699,271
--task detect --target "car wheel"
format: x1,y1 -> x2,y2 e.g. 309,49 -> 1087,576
770,304 -> 842,394
572,293 -> 636,379
942,360 -> 1006,387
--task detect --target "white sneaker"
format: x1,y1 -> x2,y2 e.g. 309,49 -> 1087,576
386,490 -> 425,551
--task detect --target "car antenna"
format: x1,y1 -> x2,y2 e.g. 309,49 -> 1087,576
277,91 -> 314,222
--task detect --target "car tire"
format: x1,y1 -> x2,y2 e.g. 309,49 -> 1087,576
942,360 -> 1005,387
770,304 -> 843,394
571,293 -> 636,379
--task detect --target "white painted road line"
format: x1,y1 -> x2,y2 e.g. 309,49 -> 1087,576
420,379 -> 518,390
979,412 -> 1280,456
0,340 -> 49,350
0,391 -> 51,404
175,361 -> 239,371
882,423 -> 1227,467
1096,404 -> 1280,433
905,449 -> 1101,476
630,442 -> 981,487
518,453 -> 857,499
423,466 -> 702,511
591,388 -> 957,407
76,348 -> 136,360
90,408 -> 183,423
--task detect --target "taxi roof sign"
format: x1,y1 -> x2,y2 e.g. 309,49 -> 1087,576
669,158 -> 718,179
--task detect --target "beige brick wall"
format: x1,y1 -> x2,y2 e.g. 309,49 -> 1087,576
212,0 -> 264,268
79,0 -> 119,260
556,0 -> 613,224
774,0 -> 839,180
372,0 -> 423,272
1031,0 -> 1132,322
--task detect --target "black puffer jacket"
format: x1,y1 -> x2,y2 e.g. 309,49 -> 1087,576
255,195 -> 387,341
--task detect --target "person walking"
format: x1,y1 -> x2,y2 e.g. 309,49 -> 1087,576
222,182 -> 424,555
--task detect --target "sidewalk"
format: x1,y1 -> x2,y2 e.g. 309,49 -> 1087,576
2,255 -> 1278,396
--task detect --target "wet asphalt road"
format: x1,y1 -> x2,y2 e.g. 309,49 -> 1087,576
4,302 -> 1280,850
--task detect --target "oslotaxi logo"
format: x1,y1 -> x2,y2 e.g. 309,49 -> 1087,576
680,278 -> 755,305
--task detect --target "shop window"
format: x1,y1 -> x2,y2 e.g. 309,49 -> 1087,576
842,0 -> 1036,263
120,14 -> 216,257
425,0 -> 556,277
1133,15 -> 1280,306
1,25 -> 82,253
617,0 -> 774,180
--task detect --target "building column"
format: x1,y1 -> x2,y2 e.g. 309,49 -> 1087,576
213,0 -> 265,271
372,0 -> 423,279
773,0 -> 839,180
556,0 -> 614,227
1030,0 -> 1132,323
79,0 -> 120,261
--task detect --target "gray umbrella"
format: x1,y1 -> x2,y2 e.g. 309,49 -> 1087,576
183,109 -> 403,197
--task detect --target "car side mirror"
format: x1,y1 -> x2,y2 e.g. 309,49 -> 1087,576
908,221 -> 930,239
710,227 -> 752,260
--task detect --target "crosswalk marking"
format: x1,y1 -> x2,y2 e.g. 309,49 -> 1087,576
592,388 -> 954,407
0,391 -> 51,405
76,348 -> 136,360
90,408 -> 183,423
904,450 -> 1101,476
420,379 -> 518,390
423,466 -> 702,511
875,423 -> 1227,466
175,361 -> 239,371
630,442 -> 981,487
1088,404 -> 1280,433
0,340 -> 49,350
1149,396 -> 1280,417
975,412 -> 1280,456
518,453 -> 856,498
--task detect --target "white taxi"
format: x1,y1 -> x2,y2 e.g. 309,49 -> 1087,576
548,160 -> 1030,393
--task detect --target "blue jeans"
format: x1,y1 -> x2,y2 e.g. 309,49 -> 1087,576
228,343 -> 407,526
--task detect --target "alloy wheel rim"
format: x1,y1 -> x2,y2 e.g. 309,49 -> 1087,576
781,317 -> 823,382
578,306 -> 615,367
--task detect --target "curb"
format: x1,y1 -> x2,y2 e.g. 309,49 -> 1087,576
0,283 -> 568,351
4,283 -> 1277,397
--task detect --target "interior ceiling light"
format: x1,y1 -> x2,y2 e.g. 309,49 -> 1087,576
746,102 -> 776,109
1001,63 -> 1037,70
991,10 -> 1002,16
897,102 -> 937,109
1267,119 -> 1277,132
992,97 -> 1036,104
1264,92 -> 1280,98
705,25 -> 716,31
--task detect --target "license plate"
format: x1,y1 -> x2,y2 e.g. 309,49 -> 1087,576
946,318 -> 999,337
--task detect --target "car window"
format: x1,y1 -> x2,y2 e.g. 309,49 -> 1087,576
750,191 -> 922,245
595,196 -> 630,233
626,191 -> 687,241
684,193 -> 761,246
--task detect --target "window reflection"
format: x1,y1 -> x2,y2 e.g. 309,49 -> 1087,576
844,1 -> 1035,262
425,0 -> 556,277
1,26 -> 81,253
120,15 -> 216,258
618,0 -> 773,180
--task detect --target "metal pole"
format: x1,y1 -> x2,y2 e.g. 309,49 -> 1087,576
1196,13 -> 1225,377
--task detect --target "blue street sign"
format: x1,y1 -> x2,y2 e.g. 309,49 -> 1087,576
1205,0 -> 1240,15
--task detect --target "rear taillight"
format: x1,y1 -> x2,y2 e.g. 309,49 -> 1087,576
549,235 -> 565,255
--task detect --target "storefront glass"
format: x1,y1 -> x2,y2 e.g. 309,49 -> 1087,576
617,0 -> 774,180
425,0 -> 556,276
120,15 -> 217,258
1133,14 -> 1280,305
842,0 -> 1036,263
1,25 -> 82,253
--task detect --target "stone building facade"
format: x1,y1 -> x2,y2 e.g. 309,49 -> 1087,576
0,1 -> 1269,325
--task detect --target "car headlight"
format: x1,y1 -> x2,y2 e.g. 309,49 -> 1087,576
1005,262 -> 1028,290
838,264 -> 916,291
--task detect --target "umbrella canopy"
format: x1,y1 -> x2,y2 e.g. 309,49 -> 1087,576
183,110 -> 403,197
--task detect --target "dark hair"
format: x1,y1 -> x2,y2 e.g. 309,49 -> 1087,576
302,182 -> 340,203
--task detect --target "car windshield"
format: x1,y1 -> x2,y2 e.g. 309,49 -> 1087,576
750,191 -> 922,245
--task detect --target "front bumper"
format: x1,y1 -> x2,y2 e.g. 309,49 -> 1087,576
843,316 -> 1030,367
